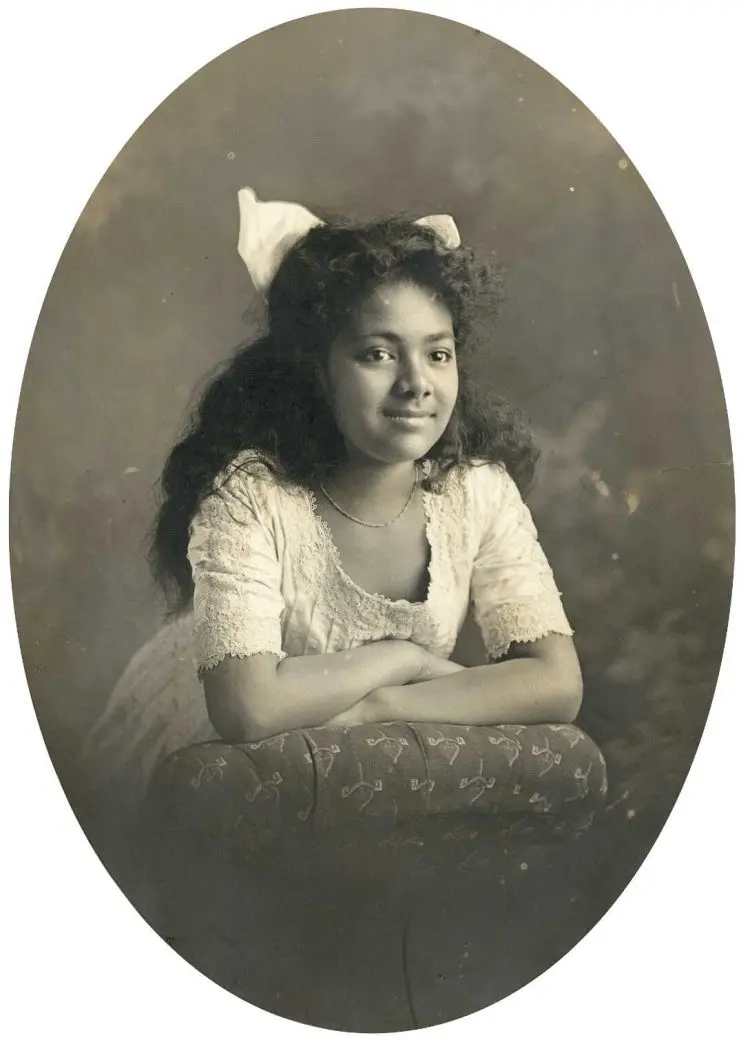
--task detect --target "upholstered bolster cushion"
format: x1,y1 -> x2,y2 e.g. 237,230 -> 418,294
143,723 -> 607,871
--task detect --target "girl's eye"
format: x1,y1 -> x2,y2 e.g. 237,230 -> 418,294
357,345 -> 454,364
361,347 -> 394,363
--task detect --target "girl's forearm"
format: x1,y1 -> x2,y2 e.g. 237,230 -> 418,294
204,639 -> 423,741
354,656 -> 583,727
274,643 -> 423,725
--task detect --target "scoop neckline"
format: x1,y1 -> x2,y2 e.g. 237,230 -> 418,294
303,484 -> 436,613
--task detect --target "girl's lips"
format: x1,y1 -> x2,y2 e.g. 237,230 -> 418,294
384,414 -> 433,430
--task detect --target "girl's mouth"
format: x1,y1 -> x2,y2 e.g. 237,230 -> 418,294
384,413 -> 433,429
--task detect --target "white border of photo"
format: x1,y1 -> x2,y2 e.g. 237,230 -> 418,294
3,3 -> 741,1038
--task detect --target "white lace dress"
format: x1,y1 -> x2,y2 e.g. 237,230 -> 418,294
83,452 -> 573,813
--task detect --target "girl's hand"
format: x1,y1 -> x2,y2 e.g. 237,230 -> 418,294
324,697 -> 372,728
324,683 -> 399,728
323,648 -> 466,728
409,648 -> 466,684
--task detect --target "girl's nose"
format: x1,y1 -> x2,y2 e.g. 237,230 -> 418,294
396,358 -> 432,398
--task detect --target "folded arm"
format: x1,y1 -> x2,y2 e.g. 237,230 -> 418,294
327,634 -> 583,728
202,639 -> 463,742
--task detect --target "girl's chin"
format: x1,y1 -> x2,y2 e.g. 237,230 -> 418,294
372,441 -> 439,465
344,448 -> 432,468
342,426 -> 446,466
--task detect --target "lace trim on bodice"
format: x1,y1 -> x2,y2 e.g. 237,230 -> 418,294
295,472 -> 465,650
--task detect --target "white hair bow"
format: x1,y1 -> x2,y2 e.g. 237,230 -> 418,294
237,187 -> 461,293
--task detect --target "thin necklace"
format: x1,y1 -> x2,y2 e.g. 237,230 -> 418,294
319,471 -> 418,528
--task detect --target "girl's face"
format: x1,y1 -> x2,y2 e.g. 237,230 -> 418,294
323,281 -> 459,466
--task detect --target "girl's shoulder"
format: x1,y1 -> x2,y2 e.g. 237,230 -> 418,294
220,448 -> 280,484
438,458 -> 516,505
433,459 -> 526,542
207,449 -> 293,518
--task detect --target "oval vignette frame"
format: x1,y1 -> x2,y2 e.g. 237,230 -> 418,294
7,5 -> 735,1035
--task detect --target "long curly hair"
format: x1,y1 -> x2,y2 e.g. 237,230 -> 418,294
151,215 -> 539,612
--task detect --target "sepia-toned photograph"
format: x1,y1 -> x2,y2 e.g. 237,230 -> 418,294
9,8 -> 734,1032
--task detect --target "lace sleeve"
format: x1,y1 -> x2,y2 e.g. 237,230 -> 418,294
469,463 -> 574,661
187,464 -> 287,672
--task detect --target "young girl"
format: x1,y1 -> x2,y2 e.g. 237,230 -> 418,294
84,188 -> 581,811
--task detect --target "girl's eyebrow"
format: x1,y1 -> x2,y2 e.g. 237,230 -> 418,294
358,330 -> 455,343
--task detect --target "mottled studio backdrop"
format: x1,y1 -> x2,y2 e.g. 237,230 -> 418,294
11,9 -> 732,897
